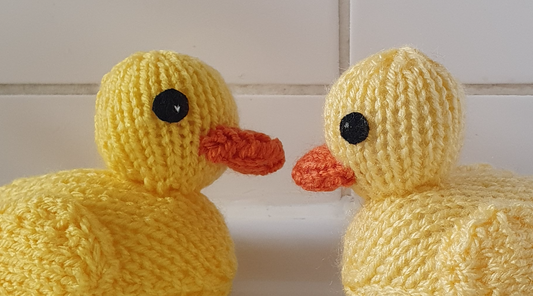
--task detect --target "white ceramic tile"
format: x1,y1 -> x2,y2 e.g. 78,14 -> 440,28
351,1 -> 533,84
461,96 -> 533,174
0,95 -> 103,182
203,95 -> 341,205
0,95 -> 338,204
0,0 -> 338,85
3,95 -> 530,204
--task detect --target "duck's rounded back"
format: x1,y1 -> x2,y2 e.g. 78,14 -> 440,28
325,47 -> 464,199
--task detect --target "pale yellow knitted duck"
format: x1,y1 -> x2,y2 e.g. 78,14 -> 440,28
0,51 -> 285,295
292,47 -> 533,295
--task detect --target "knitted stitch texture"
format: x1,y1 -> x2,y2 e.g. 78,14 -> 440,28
0,51 -> 285,295
325,47 -> 464,200
292,47 -> 533,295
292,145 -> 355,191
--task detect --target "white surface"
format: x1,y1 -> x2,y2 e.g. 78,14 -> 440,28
223,199 -> 357,296
0,0 -> 338,84
351,0 -> 533,84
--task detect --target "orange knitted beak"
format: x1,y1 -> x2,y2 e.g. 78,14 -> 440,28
199,126 -> 285,175
292,145 -> 355,192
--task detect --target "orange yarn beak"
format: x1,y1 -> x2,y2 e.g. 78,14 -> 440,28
292,145 -> 355,192
199,126 -> 285,175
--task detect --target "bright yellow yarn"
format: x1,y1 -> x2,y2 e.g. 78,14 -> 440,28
325,47 -> 533,295
0,51 -> 238,295
96,51 -> 239,195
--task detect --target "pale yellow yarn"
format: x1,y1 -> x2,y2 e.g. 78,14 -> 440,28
324,47 -> 533,295
343,165 -> 533,295
326,47 -> 464,200
0,51 -> 239,295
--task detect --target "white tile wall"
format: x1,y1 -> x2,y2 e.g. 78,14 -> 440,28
0,95 -> 339,205
2,94 -> 532,197
461,96 -> 533,174
0,0 -> 338,84
351,0 -> 533,84
204,95 -> 340,205
2,1 -> 533,296
0,96 -> 102,181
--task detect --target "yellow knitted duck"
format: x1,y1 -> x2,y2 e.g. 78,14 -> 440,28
0,51 -> 285,295
292,47 -> 533,295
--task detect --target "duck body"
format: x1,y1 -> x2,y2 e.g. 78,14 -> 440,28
292,47 -> 533,295
0,169 -> 236,295
343,165 -> 533,295
0,51 -> 285,295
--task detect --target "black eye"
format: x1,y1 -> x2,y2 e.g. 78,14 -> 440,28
152,88 -> 189,123
340,112 -> 369,145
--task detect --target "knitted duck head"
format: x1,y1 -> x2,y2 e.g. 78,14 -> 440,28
0,51 -> 284,295
293,47 -> 463,200
96,51 -> 285,195
293,47 -> 533,295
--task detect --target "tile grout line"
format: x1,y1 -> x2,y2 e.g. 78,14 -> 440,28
3,84 -> 533,96
0,84 -> 331,96
0,84 -> 101,96
338,0 -> 351,75
463,84 -> 533,96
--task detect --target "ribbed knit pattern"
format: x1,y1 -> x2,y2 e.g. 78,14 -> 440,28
293,47 -> 533,295
0,51 -> 284,295
292,145 -> 355,191
0,170 -> 235,295
199,126 -> 285,175
95,51 -> 239,196
325,47 -> 464,200
343,164 -> 533,295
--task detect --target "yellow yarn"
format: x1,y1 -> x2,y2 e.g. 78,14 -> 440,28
324,47 -> 533,295
343,165 -> 533,295
96,51 -> 238,195
0,51 -> 239,295
325,47 -> 464,200
0,170 -> 235,295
